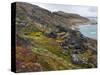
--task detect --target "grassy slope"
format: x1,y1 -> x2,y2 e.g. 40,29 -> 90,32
18,32 -> 91,71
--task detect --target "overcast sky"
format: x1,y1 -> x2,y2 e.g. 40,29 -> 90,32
32,2 -> 97,17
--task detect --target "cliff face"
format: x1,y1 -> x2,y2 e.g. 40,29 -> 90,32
15,2 -> 97,72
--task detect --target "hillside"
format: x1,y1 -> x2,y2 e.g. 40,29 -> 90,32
15,2 -> 97,72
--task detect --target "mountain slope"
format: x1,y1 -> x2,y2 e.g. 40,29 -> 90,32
15,2 -> 97,72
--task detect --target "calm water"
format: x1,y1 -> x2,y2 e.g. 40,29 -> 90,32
79,25 -> 97,39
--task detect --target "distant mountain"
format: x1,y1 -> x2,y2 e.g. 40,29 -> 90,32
53,11 -> 89,24
15,2 -> 97,72
87,17 -> 97,24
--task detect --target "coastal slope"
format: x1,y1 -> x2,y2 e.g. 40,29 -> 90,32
15,2 -> 97,72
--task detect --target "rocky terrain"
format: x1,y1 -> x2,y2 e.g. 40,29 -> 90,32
15,2 -> 97,72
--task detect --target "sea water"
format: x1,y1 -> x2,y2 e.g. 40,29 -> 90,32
79,25 -> 97,39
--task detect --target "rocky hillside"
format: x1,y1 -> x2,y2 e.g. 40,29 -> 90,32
15,2 -> 97,72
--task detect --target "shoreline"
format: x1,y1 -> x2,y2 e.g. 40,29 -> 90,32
70,24 -> 97,40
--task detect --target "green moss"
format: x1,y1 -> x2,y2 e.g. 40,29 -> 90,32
20,31 -> 95,70
26,32 -> 76,69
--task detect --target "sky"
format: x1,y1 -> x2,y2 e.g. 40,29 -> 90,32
32,2 -> 97,17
